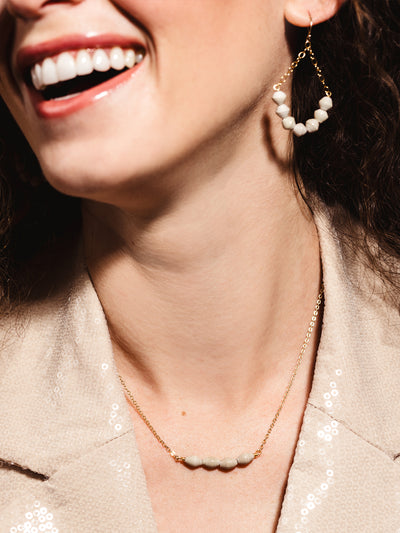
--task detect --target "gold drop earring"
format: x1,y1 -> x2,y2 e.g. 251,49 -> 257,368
272,15 -> 333,137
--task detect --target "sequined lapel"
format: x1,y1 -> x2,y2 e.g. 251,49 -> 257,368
276,211 -> 400,531
0,263 -> 157,532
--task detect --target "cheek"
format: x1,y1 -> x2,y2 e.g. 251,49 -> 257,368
117,0 -> 286,93
150,3 -> 288,141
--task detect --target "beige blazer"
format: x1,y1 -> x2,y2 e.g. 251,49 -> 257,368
1,211 -> 400,533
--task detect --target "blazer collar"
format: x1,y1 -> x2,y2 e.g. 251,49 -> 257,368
0,264 -> 138,476
277,210 -> 400,530
0,257 -> 159,530
307,210 -> 400,455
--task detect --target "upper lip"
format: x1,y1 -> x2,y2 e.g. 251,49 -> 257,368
16,33 -> 146,74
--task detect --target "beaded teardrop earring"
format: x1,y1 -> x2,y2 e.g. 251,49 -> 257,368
272,16 -> 333,137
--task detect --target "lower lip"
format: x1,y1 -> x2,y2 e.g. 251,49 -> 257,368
30,62 -> 143,119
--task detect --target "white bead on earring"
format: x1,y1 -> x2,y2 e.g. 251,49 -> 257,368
272,16 -> 333,137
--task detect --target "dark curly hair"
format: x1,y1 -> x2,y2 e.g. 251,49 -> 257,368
292,0 -> 400,293
0,0 -> 399,307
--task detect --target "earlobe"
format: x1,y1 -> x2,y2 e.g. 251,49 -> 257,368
284,0 -> 347,27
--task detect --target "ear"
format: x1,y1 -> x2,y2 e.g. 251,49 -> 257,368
284,0 -> 347,27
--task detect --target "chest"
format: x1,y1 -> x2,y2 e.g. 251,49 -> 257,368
134,420 -> 302,533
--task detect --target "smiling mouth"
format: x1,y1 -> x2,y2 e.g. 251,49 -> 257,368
26,46 -> 145,101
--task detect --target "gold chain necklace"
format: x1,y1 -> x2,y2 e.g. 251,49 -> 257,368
118,286 -> 323,471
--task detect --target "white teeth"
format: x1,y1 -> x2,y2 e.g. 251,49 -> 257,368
56,52 -> 77,82
76,49 -> 93,76
110,47 -> 125,70
125,49 -> 135,68
135,52 -> 144,64
42,58 -> 58,86
31,63 -> 42,90
92,49 -> 110,72
30,47 -> 144,91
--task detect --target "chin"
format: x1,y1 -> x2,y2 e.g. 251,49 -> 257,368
35,135 -> 131,195
42,168 -> 129,205
38,148 -> 169,213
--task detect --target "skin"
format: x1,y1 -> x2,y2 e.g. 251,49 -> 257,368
0,0 -> 345,531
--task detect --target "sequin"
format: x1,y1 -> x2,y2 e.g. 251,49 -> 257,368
108,402 -> 124,433
70,295 -> 87,345
108,458 -> 132,489
10,503 -> 57,533
293,408 -> 341,530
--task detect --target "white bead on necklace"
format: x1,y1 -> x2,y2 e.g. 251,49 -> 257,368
184,453 -> 255,470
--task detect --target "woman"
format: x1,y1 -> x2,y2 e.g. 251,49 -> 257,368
0,0 -> 399,531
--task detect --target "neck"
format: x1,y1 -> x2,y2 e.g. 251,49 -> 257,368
82,136 -> 321,410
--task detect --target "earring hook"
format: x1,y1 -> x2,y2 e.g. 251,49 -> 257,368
305,12 -> 313,47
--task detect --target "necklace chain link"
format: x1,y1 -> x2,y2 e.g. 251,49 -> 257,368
118,285 -> 324,467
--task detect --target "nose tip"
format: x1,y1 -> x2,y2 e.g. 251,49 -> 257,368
7,0 -> 83,19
